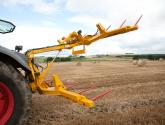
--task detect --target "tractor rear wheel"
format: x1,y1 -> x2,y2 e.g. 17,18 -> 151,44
0,61 -> 31,125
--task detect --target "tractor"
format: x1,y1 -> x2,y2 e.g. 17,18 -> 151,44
0,16 -> 142,125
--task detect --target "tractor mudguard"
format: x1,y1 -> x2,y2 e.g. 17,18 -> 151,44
0,46 -> 31,71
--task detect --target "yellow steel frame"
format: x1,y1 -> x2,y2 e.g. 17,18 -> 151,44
26,18 -> 141,107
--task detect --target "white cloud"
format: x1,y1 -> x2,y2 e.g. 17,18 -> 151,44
1,0 -> 165,55
68,15 -> 109,29
0,24 -> 69,53
66,0 -> 165,54
66,0 -> 165,27
86,39 -> 127,55
0,0 -> 64,15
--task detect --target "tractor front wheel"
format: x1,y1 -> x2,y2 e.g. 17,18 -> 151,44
0,61 -> 31,125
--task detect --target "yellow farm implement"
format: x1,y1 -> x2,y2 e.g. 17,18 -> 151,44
26,15 -> 142,107
0,15 -> 142,125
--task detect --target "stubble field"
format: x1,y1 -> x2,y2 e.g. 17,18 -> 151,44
25,60 -> 165,125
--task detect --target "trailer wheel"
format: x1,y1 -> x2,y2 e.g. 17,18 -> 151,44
0,61 -> 31,125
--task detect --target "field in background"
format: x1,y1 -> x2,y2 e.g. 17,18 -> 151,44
35,54 -> 165,63
25,60 -> 165,125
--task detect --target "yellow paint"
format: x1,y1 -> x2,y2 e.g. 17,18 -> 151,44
26,19 -> 141,107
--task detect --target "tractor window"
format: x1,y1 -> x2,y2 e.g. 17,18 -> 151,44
0,19 -> 15,34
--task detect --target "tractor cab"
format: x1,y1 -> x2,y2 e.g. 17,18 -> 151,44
0,19 -> 30,71
0,19 -> 15,34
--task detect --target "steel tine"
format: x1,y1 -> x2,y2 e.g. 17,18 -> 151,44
106,25 -> 111,31
119,19 -> 126,28
66,83 -> 80,89
134,15 -> 143,26
91,88 -> 112,101
79,85 -> 98,94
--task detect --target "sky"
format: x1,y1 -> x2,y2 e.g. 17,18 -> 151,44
0,0 -> 165,56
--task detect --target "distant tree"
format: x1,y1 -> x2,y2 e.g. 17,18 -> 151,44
148,55 -> 154,60
79,56 -> 85,58
47,57 -> 54,62
133,55 -> 139,60
55,57 -> 61,62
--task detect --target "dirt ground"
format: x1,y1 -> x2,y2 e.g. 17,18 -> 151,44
25,60 -> 165,125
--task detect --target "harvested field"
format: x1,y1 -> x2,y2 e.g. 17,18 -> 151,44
25,61 -> 165,125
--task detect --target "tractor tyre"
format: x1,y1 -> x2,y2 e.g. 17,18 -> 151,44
0,61 -> 31,125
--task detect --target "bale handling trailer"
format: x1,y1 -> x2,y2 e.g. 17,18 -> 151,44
0,16 -> 142,125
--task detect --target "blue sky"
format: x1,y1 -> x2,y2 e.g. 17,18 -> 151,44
0,0 -> 165,56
